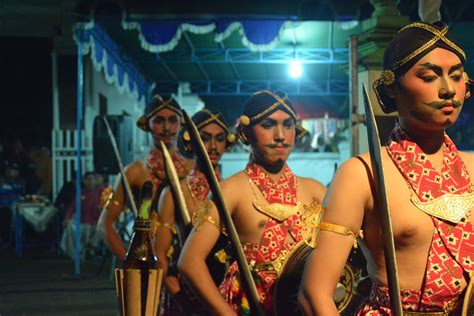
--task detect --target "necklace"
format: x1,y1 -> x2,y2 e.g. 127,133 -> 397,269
248,176 -> 301,222
409,186 -> 474,223
387,123 -> 473,223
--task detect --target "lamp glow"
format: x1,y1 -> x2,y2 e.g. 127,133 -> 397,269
289,60 -> 303,79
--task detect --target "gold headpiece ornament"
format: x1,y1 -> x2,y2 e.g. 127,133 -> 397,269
379,70 -> 396,86
195,109 -> 229,133
374,22 -> 471,113
182,109 -> 237,152
392,22 -> 465,71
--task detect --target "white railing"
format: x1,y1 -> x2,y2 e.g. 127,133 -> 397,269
51,129 -> 93,201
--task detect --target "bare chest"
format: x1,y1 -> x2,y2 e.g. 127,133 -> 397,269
365,162 -> 474,251
232,188 -> 317,244
365,167 -> 434,251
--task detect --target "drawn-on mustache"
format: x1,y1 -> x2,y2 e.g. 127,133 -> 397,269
423,100 -> 463,109
267,143 -> 291,149
208,149 -> 220,156
159,132 -> 174,137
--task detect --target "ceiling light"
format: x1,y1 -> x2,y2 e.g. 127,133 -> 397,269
289,60 -> 303,79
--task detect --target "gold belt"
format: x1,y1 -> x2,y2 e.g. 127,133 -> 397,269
251,262 -> 278,274
249,248 -> 293,275
402,299 -> 459,316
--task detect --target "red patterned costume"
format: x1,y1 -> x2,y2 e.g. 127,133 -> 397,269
219,162 -> 315,315
358,124 -> 474,314
146,147 -> 188,189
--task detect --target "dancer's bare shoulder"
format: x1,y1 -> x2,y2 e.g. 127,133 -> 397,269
296,176 -> 327,204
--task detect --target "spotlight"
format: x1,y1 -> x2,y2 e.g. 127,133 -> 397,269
289,60 -> 303,79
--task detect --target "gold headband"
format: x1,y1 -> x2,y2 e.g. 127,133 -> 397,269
392,22 -> 466,71
239,90 -> 297,126
195,109 -> 229,134
145,97 -> 182,119
183,109 -> 237,145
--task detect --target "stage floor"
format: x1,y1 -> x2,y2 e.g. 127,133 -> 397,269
0,245 -> 117,315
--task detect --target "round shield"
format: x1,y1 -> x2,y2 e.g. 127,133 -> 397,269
273,241 -> 367,316
273,241 -> 312,315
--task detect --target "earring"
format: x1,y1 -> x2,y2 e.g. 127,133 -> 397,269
380,70 -> 395,86
225,133 -> 238,151
465,73 -> 472,100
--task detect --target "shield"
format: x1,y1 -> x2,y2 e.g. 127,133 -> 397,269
462,276 -> 474,316
273,241 -> 368,315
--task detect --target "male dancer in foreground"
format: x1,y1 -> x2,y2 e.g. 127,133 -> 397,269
179,90 -> 327,315
299,21 -> 474,315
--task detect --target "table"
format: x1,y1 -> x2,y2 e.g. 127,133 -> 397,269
14,199 -> 59,256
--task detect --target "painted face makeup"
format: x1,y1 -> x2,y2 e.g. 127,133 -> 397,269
148,107 -> 181,147
199,123 -> 227,167
395,47 -> 466,133
250,110 -> 296,167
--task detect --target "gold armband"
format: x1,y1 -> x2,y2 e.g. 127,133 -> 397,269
193,212 -> 222,234
191,200 -> 223,234
150,212 -> 159,236
318,222 -> 364,248
158,222 -> 177,235
100,186 -> 114,208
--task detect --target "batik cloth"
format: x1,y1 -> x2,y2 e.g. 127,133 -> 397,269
219,162 -> 307,315
358,124 -> 474,314
145,147 -> 188,188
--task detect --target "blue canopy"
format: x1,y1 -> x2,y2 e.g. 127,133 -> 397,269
121,18 -> 293,52
74,21 -> 152,104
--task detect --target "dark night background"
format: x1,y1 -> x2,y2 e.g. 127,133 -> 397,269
1,38 -> 52,148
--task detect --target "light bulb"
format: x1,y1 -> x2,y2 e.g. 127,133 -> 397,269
289,60 -> 303,79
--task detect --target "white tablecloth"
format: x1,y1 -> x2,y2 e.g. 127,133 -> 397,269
17,202 -> 58,232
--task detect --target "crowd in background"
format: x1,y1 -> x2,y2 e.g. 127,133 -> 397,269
0,138 -> 107,260
0,139 -> 52,205
59,171 -> 107,259
0,139 -> 52,245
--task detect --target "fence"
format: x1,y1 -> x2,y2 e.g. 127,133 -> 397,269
51,129 -> 93,201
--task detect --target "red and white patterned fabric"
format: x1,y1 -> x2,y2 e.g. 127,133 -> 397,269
187,168 -> 221,201
219,162 -> 305,315
358,124 -> 474,314
145,147 -> 188,188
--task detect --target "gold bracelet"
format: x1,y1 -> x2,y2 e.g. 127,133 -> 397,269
158,222 -> 177,235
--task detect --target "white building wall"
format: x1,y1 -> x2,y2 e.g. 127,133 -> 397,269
83,59 -> 149,161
